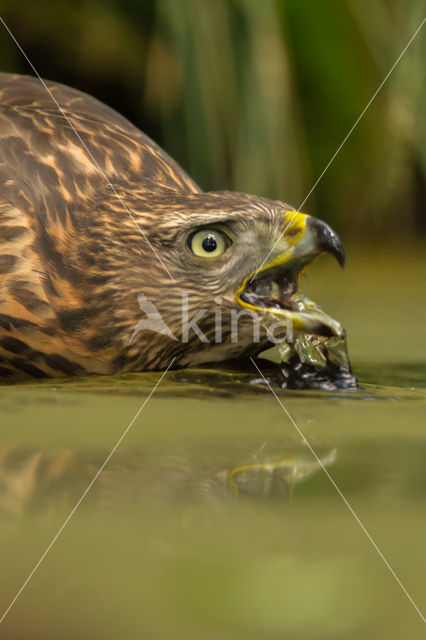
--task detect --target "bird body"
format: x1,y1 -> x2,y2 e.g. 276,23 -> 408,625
0,73 -> 345,379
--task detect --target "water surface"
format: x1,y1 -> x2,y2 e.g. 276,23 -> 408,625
0,249 -> 424,639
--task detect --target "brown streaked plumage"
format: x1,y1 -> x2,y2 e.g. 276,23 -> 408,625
0,73 -> 345,379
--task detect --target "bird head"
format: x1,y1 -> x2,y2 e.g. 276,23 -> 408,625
104,188 -> 345,369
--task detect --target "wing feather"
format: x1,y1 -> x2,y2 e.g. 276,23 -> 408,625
0,72 -> 200,215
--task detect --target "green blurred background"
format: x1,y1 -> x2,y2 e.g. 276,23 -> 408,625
0,7 -> 425,639
0,0 -> 424,243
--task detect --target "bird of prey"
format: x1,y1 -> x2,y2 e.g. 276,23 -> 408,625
0,73 -> 345,379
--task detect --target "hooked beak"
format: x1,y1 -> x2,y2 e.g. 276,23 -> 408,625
235,211 -> 346,338
306,216 -> 345,269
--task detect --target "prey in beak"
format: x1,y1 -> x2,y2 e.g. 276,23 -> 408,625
236,211 -> 346,338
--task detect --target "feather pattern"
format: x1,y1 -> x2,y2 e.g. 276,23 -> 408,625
0,73 -> 293,378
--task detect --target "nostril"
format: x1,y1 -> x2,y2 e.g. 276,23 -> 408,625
287,226 -> 301,238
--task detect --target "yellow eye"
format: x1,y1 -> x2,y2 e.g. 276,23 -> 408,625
187,229 -> 231,258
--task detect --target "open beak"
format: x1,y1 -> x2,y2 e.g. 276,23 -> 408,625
235,211 -> 346,338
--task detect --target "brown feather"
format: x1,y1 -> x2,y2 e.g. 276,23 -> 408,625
0,73 -> 291,378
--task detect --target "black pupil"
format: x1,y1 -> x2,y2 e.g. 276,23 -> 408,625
202,234 -> 218,252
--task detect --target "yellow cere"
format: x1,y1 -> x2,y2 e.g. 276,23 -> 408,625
283,210 -> 308,245
234,210 -> 308,315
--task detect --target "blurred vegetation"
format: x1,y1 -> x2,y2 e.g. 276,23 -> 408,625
0,0 -> 424,242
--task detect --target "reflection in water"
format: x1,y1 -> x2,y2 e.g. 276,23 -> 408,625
0,442 -> 336,515
0,444 -> 91,516
0,355 -> 425,640
219,446 -> 336,499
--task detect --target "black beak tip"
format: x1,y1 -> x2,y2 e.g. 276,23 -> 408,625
308,217 -> 345,269
334,243 -> 345,269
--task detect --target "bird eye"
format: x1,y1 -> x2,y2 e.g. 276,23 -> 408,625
187,229 -> 231,258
